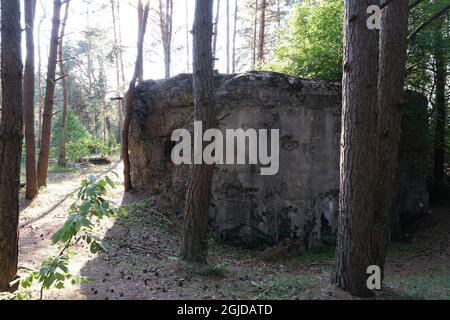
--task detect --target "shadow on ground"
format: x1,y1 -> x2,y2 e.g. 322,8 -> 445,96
79,192 -> 450,300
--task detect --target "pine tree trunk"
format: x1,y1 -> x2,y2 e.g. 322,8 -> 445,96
122,1 -> 150,192
226,0 -> 230,73
257,0 -> 266,64
0,0 -> 23,292
232,0 -> 238,73
332,0 -> 379,297
252,0 -> 259,68
23,0 -> 38,200
186,0 -> 191,72
111,0 -> 123,145
37,13 -> 45,147
212,0 -> 220,68
37,0 -> 62,187
372,0 -> 408,281
137,0 -> 144,83
181,0 -> 216,264
57,1 -> 70,167
164,0 -> 173,78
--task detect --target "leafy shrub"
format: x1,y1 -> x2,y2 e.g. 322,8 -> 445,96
13,175 -> 127,300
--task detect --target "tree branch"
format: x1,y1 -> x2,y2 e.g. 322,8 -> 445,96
408,4 -> 450,42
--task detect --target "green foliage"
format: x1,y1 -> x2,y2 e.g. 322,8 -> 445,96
252,275 -> 319,300
52,110 -> 90,149
266,0 -> 343,80
198,263 -> 230,278
9,175 -> 127,300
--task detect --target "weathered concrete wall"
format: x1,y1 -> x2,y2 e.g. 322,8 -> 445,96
129,71 -> 429,249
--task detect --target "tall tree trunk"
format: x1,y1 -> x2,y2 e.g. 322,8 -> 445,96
226,0 -> 230,73
0,0 -> 23,292
37,0 -> 62,188
37,12 -> 45,147
122,1 -> 150,192
332,0 -> 379,297
117,0 -> 126,84
158,0 -> 173,78
137,0 -> 144,83
23,0 -> 38,200
252,0 -> 259,68
111,0 -> 123,146
165,0 -> 173,78
372,0 -> 409,282
86,3 -> 93,97
232,0 -> 238,73
186,0 -> 191,72
433,21 -> 447,199
257,0 -> 266,64
212,0 -> 220,68
181,0 -> 216,264
57,1 -> 71,167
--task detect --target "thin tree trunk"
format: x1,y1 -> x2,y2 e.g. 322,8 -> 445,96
186,0 -> 190,72
111,0 -> 123,146
158,0 -> 173,79
165,0 -> 173,78
57,1 -> 71,167
252,0 -> 259,68
257,0 -> 266,64
137,0 -> 144,83
332,0 -> 380,297
86,3 -> 93,97
433,21 -> 447,199
232,0 -> 238,73
212,0 -> 220,67
117,0 -> 126,84
181,0 -> 216,264
122,1 -> 150,192
37,0 -> 62,188
23,0 -> 38,200
0,0 -> 23,292
37,7 -> 45,148
372,0 -> 409,282
226,0 -> 230,73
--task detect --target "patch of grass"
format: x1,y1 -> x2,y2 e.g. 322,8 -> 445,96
385,266 -> 450,300
198,263 -> 230,278
252,274 -> 320,300
291,245 -> 335,265
177,261 -> 230,279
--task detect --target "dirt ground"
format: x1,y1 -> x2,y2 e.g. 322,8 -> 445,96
18,162 -> 450,300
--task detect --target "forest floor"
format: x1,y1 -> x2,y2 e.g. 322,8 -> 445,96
18,162 -> 450,300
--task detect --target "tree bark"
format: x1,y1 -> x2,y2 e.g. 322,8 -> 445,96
137,0 -> 144,83
37,9 -> 45,147
226,0 -> 230,73
332,0 -> 380,297
232,0 -> 238,73
186,0 -> 191,72
23,0 -> 38,200
158,0 -> 173,79
212,0 -> 220,68
372,0 -> 409,281
122,1 -> 150,192
0,0 -> 23,292
57,1 -> 71,167
37,0 -> 62,187
111,0 -> 123,146
181,0 -> 216,264
252,0 -> 259,68
257,0 -> 267,64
